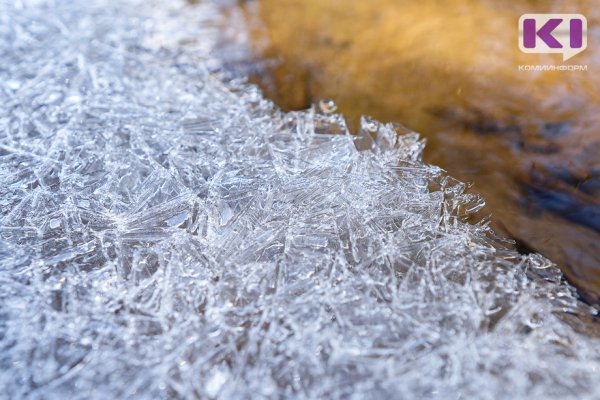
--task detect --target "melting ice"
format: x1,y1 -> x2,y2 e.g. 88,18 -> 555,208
1,0 -> 600,399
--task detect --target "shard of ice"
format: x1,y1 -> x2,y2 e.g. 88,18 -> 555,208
1,0 -> 600,399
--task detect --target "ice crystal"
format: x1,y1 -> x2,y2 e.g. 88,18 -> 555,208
1,0 -> 600,399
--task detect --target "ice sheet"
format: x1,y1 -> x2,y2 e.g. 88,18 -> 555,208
1,0 -> 600,399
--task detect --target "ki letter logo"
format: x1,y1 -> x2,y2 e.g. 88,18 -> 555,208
519,14 -> 587,61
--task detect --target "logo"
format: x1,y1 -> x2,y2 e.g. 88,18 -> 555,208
519,14 -> 587,61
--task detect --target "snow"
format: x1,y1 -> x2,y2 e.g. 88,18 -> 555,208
1,0 -> 600,398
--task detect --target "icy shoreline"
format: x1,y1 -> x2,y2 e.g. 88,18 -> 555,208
1,1 -> 600,399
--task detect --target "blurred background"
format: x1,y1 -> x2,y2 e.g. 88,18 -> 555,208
200,0 -> 600,301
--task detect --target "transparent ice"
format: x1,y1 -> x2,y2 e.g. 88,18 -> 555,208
1,0 -> 600,399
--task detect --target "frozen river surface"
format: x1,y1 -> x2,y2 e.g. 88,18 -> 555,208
1,1 -> 600,399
